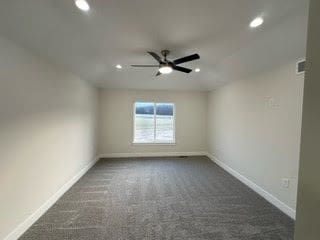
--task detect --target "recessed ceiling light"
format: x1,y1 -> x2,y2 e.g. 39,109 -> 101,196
116,64 -> 122,69
195,68 -> 200,72
250,17 -> 264,28
75,0 -> 90,12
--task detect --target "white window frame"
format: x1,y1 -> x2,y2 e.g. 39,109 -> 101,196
132,101 -> 176,145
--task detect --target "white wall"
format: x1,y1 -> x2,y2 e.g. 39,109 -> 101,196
0,36 -> 98,239
207,61 -> 304,213
98,89 -> 207,155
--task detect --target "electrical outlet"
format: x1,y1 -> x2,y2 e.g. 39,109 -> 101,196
282,178 -> 290,188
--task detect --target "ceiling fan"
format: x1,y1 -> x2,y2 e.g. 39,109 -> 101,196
131,50 -> 200,76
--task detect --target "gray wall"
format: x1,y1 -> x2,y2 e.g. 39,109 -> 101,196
207,61 -> 304,214
295,0 -> 320,239
98,89 -> 207,155
0,36 -> 98,239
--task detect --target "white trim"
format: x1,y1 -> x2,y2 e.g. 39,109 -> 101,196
98,151 -> 207,159
4,156 -> 100,240
132,142 -> 176,146
206,152 -> 296,219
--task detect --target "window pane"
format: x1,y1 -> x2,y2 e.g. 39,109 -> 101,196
134,102 -> 154,142
156,103 -> 174,142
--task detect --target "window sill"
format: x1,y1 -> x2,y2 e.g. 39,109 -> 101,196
132,142 -> 176,146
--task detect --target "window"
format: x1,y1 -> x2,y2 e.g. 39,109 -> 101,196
133,102 -> 175,144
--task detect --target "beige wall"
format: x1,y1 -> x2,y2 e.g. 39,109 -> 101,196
98,89 -> 207,155
0,37 -> 98,239
295,0 -> 320,239
207,61 -> 304,212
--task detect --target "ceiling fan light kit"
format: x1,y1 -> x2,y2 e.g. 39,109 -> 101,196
159,65 -> 173,74
131,50 -> 200,76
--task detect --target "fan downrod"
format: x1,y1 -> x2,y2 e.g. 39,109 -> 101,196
161,50 -> 170,60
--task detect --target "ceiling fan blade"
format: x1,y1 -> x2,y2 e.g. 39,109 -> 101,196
173,54 -> 200,65
156,71 -> 161,76
148,51 -> 162,63
131,65 -> 159,67
172,65 -> 192,73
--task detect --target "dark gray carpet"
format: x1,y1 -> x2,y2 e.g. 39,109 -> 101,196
20,156 -> 294,240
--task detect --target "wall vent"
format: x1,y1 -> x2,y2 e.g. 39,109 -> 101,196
296,59 -> 306,74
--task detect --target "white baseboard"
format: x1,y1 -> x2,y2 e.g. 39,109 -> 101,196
206,152 -> 296,219
98,151 -> 207,159
4,156 -> 100,240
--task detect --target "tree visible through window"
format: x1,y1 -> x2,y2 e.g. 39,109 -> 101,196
134,102 -> 175,143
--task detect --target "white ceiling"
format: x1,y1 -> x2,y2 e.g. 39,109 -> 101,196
0,0 -> 309,90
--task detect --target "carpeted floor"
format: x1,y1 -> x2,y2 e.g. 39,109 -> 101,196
20,156 -> 294,240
